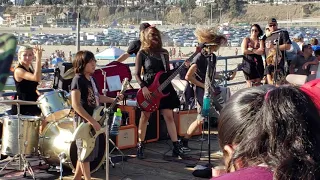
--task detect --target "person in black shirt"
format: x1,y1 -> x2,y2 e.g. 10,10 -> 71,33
262,18 -> 291,84
11,45 -> 42,116
180,27 -> 228,151
116,23 -> 151,63
135,26 -> 184,159
71,50 -> 123,180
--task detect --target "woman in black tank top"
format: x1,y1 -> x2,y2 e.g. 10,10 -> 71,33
11,45 -> 43,115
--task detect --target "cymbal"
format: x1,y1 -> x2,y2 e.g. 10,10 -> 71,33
62,68 -> 75,80
62,65 -> 118,80
0,100 -> 40,105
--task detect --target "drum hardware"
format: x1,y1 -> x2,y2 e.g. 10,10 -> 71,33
58,152 -> 67,180
0,99 -> 40,179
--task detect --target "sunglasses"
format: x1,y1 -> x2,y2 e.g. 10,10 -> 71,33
269,24 -> 277,27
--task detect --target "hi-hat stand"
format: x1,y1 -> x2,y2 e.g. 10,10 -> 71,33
99,69 -> 125,180
0,99 -> 36,179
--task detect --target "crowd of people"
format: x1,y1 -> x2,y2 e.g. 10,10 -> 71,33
241,18 -> 319,87
7,19 -> 320,180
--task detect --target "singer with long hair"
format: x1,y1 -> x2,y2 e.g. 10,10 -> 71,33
134,26 -> 185,159
180,27 -> 227,151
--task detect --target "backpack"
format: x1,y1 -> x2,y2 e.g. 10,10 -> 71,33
92,61 -> 132,98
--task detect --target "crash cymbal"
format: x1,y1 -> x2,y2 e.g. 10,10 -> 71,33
0,100 -> 40,105
95,65 -> 117,70
62,68 -> 75,80
62,65 -> 118,80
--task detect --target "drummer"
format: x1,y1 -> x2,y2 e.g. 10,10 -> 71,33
71,50 -> 123,180
11,45 -> 42,116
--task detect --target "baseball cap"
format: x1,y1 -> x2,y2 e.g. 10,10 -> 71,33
139,23 -> 151,31
293,33 -> 304,39
268,18 -> 277,24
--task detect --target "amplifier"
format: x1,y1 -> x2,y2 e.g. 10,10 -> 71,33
118,105 -> 159,143
109,124 -> 137,150
135,110 -> 159,143
118,105 -> 136,125
174,109 -> 202,136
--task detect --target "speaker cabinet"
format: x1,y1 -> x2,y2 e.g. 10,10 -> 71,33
174,109 -> 202,136
110,125 -> 137,150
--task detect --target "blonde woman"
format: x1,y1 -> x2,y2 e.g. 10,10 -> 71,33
11,45 -> 43,115
265,48 -> 284,86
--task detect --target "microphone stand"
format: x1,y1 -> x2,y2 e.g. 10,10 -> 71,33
273,31 -> 281,85
100,69 -> 109,180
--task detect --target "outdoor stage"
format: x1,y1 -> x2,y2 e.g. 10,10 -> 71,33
0,129 -> 221,180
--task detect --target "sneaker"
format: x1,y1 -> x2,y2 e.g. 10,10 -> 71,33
172,142 -> 185,158
180,138 -> 191,152
181,146 -> 191,152
136,142 -> 145,159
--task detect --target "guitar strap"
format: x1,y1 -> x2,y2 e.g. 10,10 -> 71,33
160,53 -> 167,72
90,76 -> 100,107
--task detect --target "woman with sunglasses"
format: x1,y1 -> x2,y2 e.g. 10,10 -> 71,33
241,24 -> 265,87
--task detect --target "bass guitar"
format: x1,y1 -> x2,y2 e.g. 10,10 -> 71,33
136,48 -> 202,112
72,78 -> 129,161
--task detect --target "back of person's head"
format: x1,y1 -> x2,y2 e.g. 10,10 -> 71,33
310,38 -> 318,46
218,85 -> 320,180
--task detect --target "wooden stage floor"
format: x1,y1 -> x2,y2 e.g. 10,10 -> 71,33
0,129 -> 222,180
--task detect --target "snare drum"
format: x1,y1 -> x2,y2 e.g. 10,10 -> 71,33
39,120 -> 105,173
1,115 -> 41,156
37,90 -> 71,122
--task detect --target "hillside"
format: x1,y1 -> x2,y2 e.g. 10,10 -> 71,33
3,3 -> 320,25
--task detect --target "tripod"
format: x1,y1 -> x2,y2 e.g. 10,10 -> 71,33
99,69 -> 125,180
0,100 -> 36,179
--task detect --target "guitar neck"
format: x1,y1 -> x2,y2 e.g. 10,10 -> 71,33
158,50 -> 200,92
98,97 -> 119,126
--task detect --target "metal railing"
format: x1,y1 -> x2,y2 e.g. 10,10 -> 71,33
1,55 -> 245,98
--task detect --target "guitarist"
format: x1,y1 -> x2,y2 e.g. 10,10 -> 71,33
134,26 -> 185,159
70,50 -> 123,180
181,27 -> 228,151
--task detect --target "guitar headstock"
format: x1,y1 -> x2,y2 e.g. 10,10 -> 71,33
120,78 -> 129,94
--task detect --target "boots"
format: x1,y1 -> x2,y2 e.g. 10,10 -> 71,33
136,142 -> 145,159
172,141 -> 185,157
180,137 -> 191,152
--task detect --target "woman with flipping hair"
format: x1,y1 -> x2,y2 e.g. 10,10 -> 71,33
212,82 -> 320,180
134,26 -> 184,159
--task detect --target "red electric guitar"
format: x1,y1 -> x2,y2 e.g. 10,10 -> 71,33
136,49 -> 202,112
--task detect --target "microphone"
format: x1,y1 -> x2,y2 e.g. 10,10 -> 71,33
198,42 -> 219,48
266,29 -> 284,37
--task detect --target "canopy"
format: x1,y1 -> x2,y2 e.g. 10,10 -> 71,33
95,47 -> 134,60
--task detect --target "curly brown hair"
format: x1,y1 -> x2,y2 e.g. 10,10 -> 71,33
140,26 -> 163,52
194,27 -> 227,46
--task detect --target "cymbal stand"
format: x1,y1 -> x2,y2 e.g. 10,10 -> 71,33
99,69 -> 125,180
0,99 -> 36,179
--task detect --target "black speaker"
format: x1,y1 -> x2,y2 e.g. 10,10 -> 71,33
159,115 -> 169,140
135,110 -> 159,142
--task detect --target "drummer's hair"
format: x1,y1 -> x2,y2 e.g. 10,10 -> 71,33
194,27 -> 227,46
17,45 -> 33,62
73,50 -> 95,74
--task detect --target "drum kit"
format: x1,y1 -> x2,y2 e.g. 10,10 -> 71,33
0,75 -> 106,179
0,64 -> 120,179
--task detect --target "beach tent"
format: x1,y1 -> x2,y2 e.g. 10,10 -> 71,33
95,47 -> 134,60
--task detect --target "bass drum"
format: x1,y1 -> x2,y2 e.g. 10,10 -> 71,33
39,119 -> 106,173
